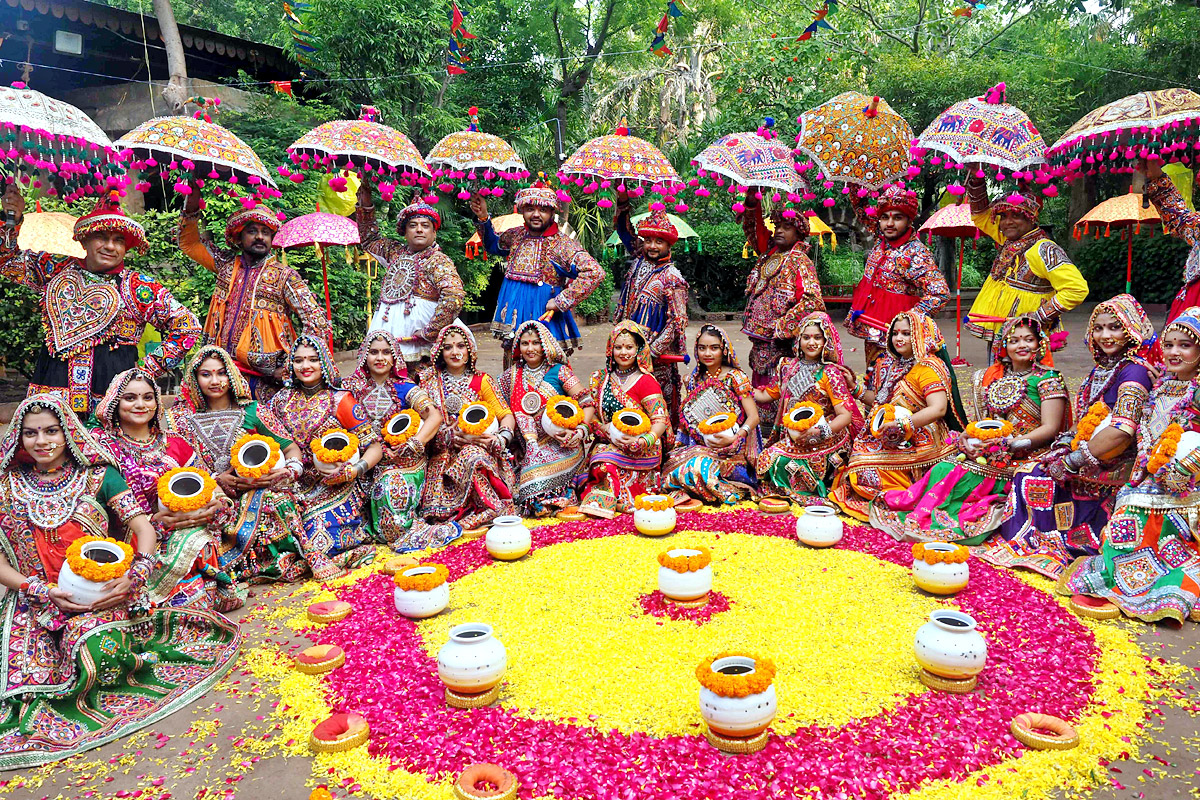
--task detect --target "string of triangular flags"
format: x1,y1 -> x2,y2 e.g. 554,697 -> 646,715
796,0 -> 836,42
650,0 -> 684,57
953,0 -> 986,17
283,2 -> 318,66
447,1 -> 476,75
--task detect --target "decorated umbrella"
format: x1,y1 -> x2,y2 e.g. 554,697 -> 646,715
1073,191 -> 1163,294
559,118 -> 684,211
691,120 -> 802,210
274,212 -> 361,349
1047,89 -> 1200,181
286,108 -> 431,203
919,202 -> 981,365
912,82 -> 1047,190
0,82 -> 125,202
117,115 -> 278,204
427,106 -> 528,200
604,211 -> 700,256
795,93 -> 913,191
17,207 -> 84,257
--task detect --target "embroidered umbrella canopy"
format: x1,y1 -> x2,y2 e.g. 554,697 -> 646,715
559,119 -> 683,207
920,201 -> 982,365
914,84 -> 1046,180
117,116 -> 278,201
274,212 -> 362,349
17,208 -> 84,257
1073,190 -> 1164,294
427,107 -> 527,200
1047,89 -> 1200,181
692,128 -> 801,193
795,92 -> 912,190
286,112 -> 431,203
0,83 -> 125,202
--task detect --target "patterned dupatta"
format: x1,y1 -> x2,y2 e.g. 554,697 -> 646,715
428,320 -> 486,422
344,330 -> 413,428
975,316 -> 1072,436
171,346 -> 255,473
876,311 -> 968,430
505,320 -> 568,417
598,321 -> 657,424
270,334 -> 350,450
774,312 -> 863,433
680,327 -> 745,438
1078,294 -> 1158,418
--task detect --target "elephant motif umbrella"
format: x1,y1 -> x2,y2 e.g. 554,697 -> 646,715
914,84 -> 1046,179
0,82 -> 125,202
795,93 -> 912,190
693,129 -> 801,193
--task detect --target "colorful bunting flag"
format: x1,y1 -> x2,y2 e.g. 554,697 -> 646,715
446,1 -> 475,75
796,0 -> 836,42
649,0 -> 683,56
283,2 -> 318,65
271,80 -> 294,98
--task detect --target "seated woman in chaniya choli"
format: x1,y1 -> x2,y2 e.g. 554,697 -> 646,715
269,334 -> 383,571
662,324 -> 761,505
91,368 -> 238,611
978,295 -> 1156,578
1060,307 -> 1200,624
577,321 -> 672,517
498,320 -> 595,517
343,330 -> 451,552
0,394 -> 240,769
419,320 -> 520,533
871,315 -> 1070,543
830,310 -> 967,521
167,345 -> 341,583
754,310 -> 861,502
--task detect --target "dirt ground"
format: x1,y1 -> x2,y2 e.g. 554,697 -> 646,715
0,310 -> 1197,800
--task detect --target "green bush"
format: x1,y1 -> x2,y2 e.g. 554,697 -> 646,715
1073,233 -> 1190,305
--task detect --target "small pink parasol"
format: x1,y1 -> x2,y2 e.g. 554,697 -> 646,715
275,212 -> 361,349
919,202 -> 982,365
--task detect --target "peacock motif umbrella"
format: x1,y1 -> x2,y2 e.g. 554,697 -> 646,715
117,116 -> 278,201
914,84 -> 1046,175
1073,191 -> 1163,293
559,119 -> 683,207
0,82 -> 125,202
426,107 -> 527,200
274,211 -> 361,349
1047,89 -> 1200,180
795,92 -> 912,190
692,128 -> 801,192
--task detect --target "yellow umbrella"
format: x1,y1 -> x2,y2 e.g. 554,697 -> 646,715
1073,190 -> 1164,294
18,210 -> 84,258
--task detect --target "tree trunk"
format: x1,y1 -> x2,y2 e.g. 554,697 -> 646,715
151,0 -> 189,111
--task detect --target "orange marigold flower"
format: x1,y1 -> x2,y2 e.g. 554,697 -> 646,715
657,546 -> 712,573
695,651 -> 777,698
393,563 -> 450,592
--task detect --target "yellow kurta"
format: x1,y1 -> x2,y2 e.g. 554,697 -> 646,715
966,210 -> 1089,341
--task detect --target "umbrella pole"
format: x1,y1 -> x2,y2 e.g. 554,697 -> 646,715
1126,231 -> 1133,295
951,238 -> 969,367
321,247 -> 334,353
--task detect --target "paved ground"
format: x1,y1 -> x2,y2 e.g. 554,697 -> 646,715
2,309 -> 1198,800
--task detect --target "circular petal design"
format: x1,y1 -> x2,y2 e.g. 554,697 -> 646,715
561,134 -> 680,188
258,509 -> 1166,800
289,119 -> 430,177
0,85 -> 124,201
796,92 -> 913,189
426,130 -> 524,173
117,115 -> 277,187
916,96 -> 1046,171
693,132 -> 801,192
1047,89 -> 1200,179
274,211 -> 361,248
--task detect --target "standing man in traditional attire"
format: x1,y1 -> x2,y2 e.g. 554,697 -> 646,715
612,199 -> 689,420
845,185 -> 949,371
356,184 -> 465,373
0,186 -> 201,414
739,190 -> 825,430
178,189 -> 330,400
965,174 -> 1088,357
1140,160 -> 1200,323
469,181 -> 604,357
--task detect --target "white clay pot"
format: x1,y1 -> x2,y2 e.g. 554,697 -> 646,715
785,404 -> 824,443
233,437 -> 283,475
485,515 -> 532,561
912,543 -> 970,595
313,431 -> 360,476
460,402 -> 500,437
607,409 -> 648,443
634,496 -> 677,537
57,540 -> 129,607
700,413 -> 739,448
540,398 -> 582,438
795,505 -> 843,547
156,468 -> 211,513
870,405 -> 913,437
914,609 -> 988,680
698,655 -> 778,737
392,568 -> 450,619
658,549 -> 713,601
437,622 -> 507,694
